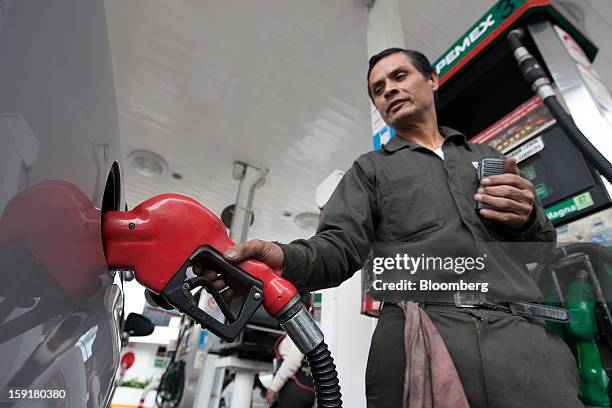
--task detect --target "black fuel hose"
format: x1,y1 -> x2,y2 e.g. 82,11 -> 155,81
507,29 -> 612,183
306,342 -> 342,407
532,242 -> 612,286
276,300 -> 342,407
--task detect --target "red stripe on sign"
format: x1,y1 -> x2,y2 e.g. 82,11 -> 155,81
439,0 -> 551,87
471,96 -> 542,143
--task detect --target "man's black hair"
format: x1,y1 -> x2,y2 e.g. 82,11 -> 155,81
366,48 -> 435,101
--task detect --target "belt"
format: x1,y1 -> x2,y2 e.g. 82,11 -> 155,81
422,292 -> 570,323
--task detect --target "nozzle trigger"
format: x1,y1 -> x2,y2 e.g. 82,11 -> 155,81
160,246 -> 264,342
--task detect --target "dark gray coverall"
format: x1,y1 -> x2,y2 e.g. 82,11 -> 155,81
279,127 -> 582,407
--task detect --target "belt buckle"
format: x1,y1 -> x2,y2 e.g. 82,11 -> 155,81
454,292 -> 487,308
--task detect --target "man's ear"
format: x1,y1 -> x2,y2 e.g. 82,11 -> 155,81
429,72 -> 440,91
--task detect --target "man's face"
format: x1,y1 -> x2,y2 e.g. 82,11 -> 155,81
368,52 -> 438,129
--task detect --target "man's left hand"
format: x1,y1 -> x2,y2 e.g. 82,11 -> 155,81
474,157 -> 535,229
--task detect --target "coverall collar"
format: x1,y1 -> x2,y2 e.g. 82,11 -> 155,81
381,126 -> 472,154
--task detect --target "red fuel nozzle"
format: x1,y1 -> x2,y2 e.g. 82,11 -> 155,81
102,194 -> 298,341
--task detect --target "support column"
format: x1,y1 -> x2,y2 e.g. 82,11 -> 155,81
229,161 -> 268,243
231,371 -> 257,408
215,356 -> 272,408
192,161 -> 268,408
366,0 -> 406,149
366,0 -> 406,55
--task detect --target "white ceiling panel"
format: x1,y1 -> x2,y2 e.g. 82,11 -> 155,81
105,0 -> 371,243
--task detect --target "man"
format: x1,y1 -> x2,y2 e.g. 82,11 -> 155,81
201,48 -> 581,407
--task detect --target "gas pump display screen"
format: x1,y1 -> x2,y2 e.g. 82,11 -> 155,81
516,125 -> 594,207
511,124 -> 610,225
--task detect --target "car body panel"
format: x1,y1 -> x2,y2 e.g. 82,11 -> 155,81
0,1 -> 123,406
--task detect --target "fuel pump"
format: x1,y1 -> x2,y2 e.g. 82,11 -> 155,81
430,1 -> 612,405
534,245 -> 612,406
102,194 -> 342,407
432,0 -> 612,228
506,28 -> 612,183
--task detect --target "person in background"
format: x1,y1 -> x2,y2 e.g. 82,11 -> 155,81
266,295 -> 315,408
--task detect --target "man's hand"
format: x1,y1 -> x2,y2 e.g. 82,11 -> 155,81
474,157 -> 535,230
192,240 -> 284,302
266,388 -> 277,406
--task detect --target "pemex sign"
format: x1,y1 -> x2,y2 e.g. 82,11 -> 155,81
434,0 -> 529,81
433,0 -> 596,85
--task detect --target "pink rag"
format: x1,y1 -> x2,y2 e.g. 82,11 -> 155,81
395,301 -> 470,408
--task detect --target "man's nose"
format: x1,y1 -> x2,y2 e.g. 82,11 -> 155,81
383,84 -> 399,100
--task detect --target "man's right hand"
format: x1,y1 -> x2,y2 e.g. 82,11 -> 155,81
192,240 -> 285,302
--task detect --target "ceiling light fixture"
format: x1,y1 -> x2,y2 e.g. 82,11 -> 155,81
294,212 -> 319,230
127,150 -> 168,178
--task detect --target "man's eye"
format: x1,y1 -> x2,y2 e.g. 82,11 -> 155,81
373,86 -> 383,95
396,73 -> 406,81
